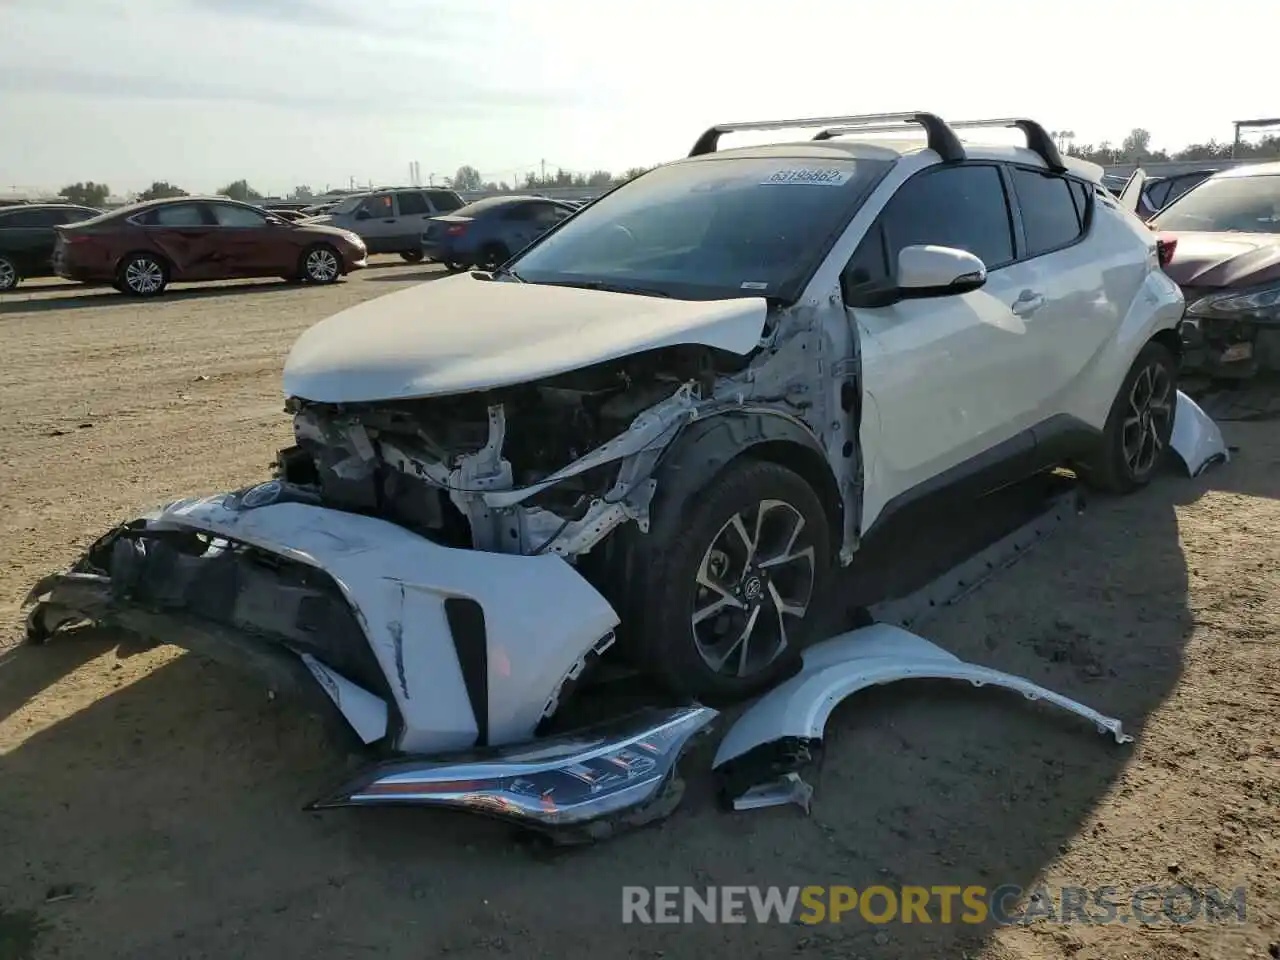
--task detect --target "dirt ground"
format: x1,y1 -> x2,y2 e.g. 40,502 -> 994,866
1,261 -> 1277,960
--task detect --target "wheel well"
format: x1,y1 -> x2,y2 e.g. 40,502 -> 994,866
1150,326 -> 1182,360
745,440 -> 844,544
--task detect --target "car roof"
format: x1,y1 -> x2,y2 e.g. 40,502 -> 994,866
677,138 -> 1104,182
0,202 -> 98,212
1212,161 -> 1280,178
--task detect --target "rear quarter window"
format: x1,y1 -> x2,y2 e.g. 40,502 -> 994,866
1010,167 -> 1086,257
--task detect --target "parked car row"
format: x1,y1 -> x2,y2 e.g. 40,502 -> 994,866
1102,168 -> 1219,219
421,195 -> 576,270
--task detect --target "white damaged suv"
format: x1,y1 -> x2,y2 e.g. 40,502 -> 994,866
27,113 -> 1185,756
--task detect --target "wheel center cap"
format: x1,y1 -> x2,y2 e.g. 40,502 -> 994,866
742,576 -> 764,602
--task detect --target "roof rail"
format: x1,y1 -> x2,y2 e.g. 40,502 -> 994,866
944,118 -> 1066,172
688,112 -> 964,163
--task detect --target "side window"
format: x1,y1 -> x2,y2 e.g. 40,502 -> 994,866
1145,180 -> 1173,210
396,191 -> 430,216
210,204 -> 267,227
1010,167 -> 1086,257
426,190 -> 464,212
504,203 -> 536,221
61,208 -> 98,224
360,194 -> 395,218
2,209 -> 60,227
152,203 -> 208,227
843,223 -> 890,289
882,164 -> 1015,269
529,202 -> 568,227
1068,180 -> 1092,229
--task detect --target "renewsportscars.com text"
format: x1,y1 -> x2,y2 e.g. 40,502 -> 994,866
621,884 -> 1248,926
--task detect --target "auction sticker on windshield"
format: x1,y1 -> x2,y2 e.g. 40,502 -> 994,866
761,168 -> 852,186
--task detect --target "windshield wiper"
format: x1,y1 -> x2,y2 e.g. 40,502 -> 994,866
542,279 -> 671,298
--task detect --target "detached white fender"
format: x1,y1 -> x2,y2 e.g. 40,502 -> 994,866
148,488 -> 620,753
1170,389 -> 1229,477
712,624 -> 1132,807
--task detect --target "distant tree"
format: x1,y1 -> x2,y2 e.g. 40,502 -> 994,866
1121,128 -> 1152,161
218,179 -> 263,203
498,180 -> 511,191
451,165 -> 483,191
136,181 -> 187,202
586,169 -> 613,187
58,181 -> 110,207
622,166 -> 655,182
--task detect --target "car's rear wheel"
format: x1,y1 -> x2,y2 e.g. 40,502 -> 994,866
478,243 -> 509,271
118,253 -> 168,297
301,244 -> 341,284
400,250 -> 425,263
0,256 -> 19,291
1079,341 -> 1178,493
626,460 -> 831,703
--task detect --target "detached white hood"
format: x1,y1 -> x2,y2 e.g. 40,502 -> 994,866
283,274 -> 768,403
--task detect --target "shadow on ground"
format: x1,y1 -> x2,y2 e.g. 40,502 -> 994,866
0,462 -> 1205,959
0,281 -> 311,314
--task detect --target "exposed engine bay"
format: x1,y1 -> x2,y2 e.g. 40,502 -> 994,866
277,345 -> 748,558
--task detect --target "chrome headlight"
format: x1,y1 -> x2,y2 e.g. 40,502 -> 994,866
1186,283 -> 1280,323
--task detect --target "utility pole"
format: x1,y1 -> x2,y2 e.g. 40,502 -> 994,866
428,172 -> 435,186
540,158 -> 546,183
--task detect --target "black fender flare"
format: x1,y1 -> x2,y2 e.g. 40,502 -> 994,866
649,408 -> 842,530
587,408 -> 844,646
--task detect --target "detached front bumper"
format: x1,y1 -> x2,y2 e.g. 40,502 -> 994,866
25,482 -> 621,755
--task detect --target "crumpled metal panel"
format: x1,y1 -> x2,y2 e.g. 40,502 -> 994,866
1169,389 -> 1230,477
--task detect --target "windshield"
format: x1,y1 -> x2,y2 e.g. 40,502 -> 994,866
328,194 -> 368,215
507,155 -> 892,300
1151,173 -> 1280,234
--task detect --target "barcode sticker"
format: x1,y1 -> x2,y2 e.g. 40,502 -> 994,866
760,168 -> 851,186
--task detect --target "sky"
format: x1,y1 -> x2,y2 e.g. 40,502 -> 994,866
2,0 -> 1278,197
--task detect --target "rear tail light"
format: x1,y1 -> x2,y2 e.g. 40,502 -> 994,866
1156,234 -> 1177,269
445,224 -> 467,237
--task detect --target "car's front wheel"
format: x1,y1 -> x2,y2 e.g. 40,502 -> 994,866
628,460 -> 831,703
1080,341 -> 1178,493
300,244 -> 341,284
0,255 -> 19,291
118,253 -> 168,297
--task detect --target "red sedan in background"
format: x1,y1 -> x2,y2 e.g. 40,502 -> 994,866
53,196 -> 368,296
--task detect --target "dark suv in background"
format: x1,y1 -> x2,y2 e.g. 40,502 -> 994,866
0,203 -> 102,290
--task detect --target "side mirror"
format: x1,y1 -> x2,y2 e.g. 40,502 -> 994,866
354,209 -> 371,221
896,244 -> 987,297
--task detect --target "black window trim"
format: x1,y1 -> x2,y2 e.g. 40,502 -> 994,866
844,160 -> 1019,294
1003,162 -> 1094,263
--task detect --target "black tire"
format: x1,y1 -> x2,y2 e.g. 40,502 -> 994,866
624,459 -> 832,703
1079,341 -> 1178,494
0,255 -> 19,292
399,250 -> 425,263
442,260 -> 467,273
478,244 -> 509,271
299,244 -> 341,284
117,252 -> 168,297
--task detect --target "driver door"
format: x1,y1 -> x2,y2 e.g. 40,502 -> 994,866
847,163 -> 1043,529
354,193 -> 397,253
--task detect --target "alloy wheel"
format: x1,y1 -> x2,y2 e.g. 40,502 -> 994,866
1121,361 -> 1174,476
691,498 -> 816,678
0,258 -> 16,291
305,247 -> 339,282
125,257 -> 164,295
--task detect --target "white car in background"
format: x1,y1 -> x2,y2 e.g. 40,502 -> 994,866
28,112 -> 1185,764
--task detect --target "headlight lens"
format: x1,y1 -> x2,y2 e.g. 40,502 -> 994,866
308,705 -> 716,836
1187,284 -> 1280,322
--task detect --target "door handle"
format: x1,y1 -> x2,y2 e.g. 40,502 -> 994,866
1012,290 -> 1045,316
